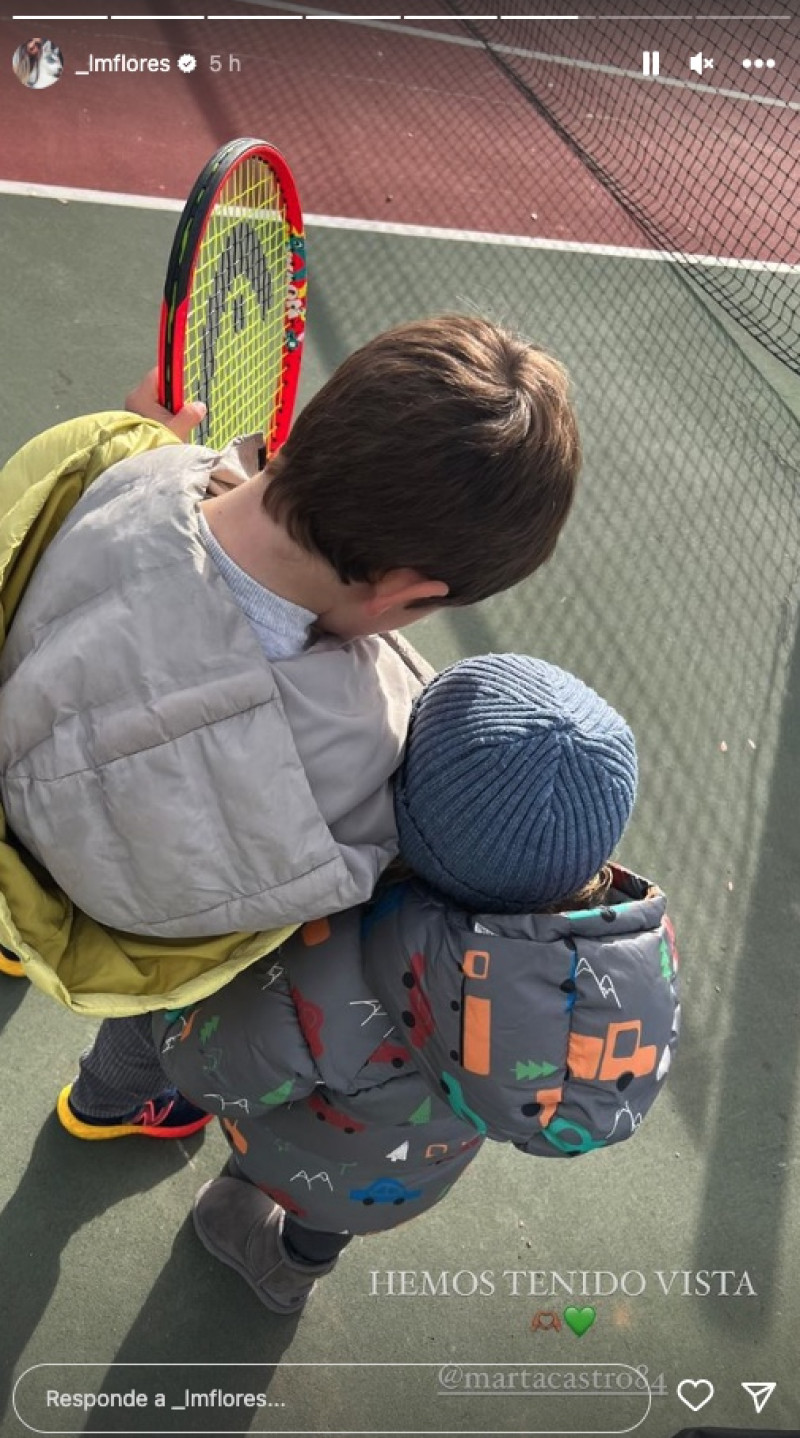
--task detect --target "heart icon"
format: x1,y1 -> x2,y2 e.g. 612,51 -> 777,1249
677,1379 -> 714,1412
563,1305 -> 596,1336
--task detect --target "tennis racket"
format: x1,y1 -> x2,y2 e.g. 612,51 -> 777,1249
158,137 -> 307,453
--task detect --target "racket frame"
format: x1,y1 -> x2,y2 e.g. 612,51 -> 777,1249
158,136 -> 306,455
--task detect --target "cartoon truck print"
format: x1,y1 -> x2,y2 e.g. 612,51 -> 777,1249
309,1091 -> 366,1134
291,986 -> 325,1058
349,1177 -> 423,1205
257,1184 -> 307,1219
366,1039 -> 411,1069
440,1072 -> 487,1134
400,951 -> 436,1047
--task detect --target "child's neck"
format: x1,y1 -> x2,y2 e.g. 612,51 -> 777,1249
200,475 -> 331,616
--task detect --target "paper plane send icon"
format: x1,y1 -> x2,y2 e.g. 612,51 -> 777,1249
741,1381 -> 776,1413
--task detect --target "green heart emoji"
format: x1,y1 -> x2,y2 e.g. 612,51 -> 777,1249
563,1306 -> 596,1336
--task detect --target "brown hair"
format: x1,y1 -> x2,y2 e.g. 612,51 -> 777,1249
263,314 -> 581,605
540,865 -> 615,914
377,860 -> 614,915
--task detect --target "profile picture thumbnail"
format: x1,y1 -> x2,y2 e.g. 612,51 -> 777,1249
12,37 -> 64,90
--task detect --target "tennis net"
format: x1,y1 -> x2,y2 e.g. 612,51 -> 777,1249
444,0 -> 800,373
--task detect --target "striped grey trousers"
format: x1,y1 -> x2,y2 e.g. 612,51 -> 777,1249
71,1016 -> 168,1118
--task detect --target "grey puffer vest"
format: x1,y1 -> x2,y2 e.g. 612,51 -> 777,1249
0,443 -> 423,937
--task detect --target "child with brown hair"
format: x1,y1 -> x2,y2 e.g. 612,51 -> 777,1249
0,315 -> 581,1136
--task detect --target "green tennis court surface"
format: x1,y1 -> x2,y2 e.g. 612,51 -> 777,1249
0,189 -> 799,1436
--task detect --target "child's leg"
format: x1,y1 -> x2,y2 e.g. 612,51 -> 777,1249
223,1154 -> 351,1264
57,1016 -> 212,1140
282,1216 -> 352,1267
72,1016 -> 166,1116
192,1175 -> 351,1315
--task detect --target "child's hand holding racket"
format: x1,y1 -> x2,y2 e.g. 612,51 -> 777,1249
125,367 -> 207,442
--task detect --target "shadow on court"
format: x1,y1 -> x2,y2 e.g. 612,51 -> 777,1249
690,612 -> 800,1335
0,1118 -> 206,1427
79,1211 -> 300,1435
0,974 -> 28,1041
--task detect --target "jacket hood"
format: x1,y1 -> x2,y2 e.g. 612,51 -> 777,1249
362,866 -> 679,1158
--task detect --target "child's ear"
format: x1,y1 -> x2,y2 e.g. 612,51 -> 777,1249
366,570 -> 449,618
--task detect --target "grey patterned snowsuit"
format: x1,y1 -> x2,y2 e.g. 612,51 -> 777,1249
154,866 -> 680,1235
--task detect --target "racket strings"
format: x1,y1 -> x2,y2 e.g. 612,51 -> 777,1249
183,156 -> 292,449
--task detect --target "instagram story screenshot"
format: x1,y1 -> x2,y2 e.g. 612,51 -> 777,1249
0,2 -> 798,1436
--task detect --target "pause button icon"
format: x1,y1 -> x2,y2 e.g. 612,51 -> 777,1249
642,50 -> 660,75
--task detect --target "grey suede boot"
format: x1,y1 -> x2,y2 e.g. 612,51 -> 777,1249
192,1176 -> 337,1315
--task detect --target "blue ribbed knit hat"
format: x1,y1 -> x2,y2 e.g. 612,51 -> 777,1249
393,655 -> 638,912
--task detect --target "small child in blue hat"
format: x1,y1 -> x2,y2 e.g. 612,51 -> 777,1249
152,654 -> 680,1316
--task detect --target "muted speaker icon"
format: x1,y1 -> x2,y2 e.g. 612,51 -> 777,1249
689,51 -> 714,73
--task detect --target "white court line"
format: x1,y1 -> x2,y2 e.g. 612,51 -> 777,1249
234,0 -> 800,111
0,177 -> 796,274
307,212 -> 800,273
10,6 -> 793,16
0,179 -> 186,213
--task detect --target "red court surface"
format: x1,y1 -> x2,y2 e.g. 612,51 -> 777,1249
1,6 -> 796,259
